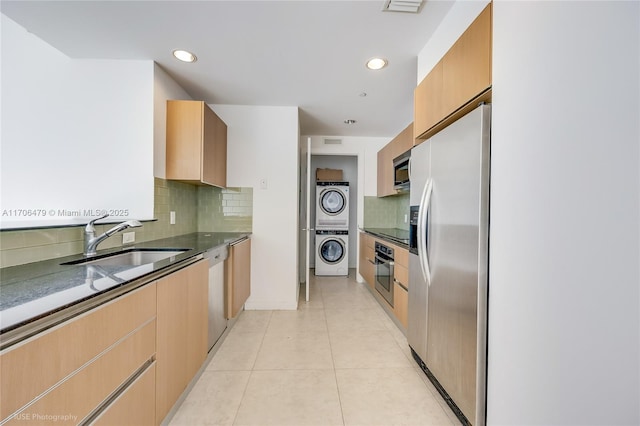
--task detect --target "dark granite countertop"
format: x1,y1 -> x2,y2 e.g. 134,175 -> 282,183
362,227 -> 410,249
0,232 -> 250,336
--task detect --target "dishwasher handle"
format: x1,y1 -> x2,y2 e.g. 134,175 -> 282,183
204,246 -> 228,266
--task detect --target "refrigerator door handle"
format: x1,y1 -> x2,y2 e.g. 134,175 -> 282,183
418,178 -> 433,285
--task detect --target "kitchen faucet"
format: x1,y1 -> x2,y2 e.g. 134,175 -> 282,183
84,214 -> 142,256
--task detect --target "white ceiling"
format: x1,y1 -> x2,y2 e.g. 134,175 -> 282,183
1,0 -> 454,138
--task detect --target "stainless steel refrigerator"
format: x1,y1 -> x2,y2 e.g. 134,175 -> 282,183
408,104 -> 490,426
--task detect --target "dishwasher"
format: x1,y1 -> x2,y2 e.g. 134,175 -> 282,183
204,245 -> 228,352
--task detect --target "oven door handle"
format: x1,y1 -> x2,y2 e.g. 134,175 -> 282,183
374,255 -> 394,265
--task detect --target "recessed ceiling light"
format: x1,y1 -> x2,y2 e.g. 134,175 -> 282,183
173,49 -> 197,63
344,119 -> 357,124
366,58 -> 388,70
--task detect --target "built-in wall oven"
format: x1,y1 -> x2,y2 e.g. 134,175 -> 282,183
374,242 -> 394,307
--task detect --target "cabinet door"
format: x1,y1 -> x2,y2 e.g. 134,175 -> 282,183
393,123 -> 414,155
156,259 -> 210,423
414,3 -> 492,141
202,105 -> 227,187
166,100 -> 203,182
358,233 -> 375,288
166,100 -> 227,188
414,61 -> 443,142
226,239 -> 251,319
393,282 -> 408,329
376,143 -> 393,197
442,4 -> 492,117
156,268 -> 189,421
186,260 -> 209,380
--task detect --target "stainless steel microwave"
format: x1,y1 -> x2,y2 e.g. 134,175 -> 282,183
393,150 -> 410,192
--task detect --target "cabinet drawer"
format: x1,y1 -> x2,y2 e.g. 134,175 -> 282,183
5,320 -> 156,425
394,264 -> 409,289
92,363 -> 156,426
0,284 -> 156,422
394,247 -> 409,269
393,282 -> 408,329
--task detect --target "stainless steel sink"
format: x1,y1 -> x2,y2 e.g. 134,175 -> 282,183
61,248 -> 189,266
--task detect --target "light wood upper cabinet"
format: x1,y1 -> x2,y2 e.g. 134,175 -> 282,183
414,61 -> 443,141
414,3 -> 492,142
166,100 -> 227,188
226,238 -> 251,319
377,123 -> 413,197
377,143 -> 394,197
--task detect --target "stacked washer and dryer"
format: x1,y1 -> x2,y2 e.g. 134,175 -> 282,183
315,181 -> 349,276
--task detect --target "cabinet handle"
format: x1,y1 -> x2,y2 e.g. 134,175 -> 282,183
394,279 -> 408,291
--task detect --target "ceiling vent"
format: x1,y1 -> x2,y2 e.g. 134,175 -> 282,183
324,138 -> 343,145
382,0 -> 423,13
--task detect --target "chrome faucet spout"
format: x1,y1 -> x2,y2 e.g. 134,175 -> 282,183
84,215 -> 142,257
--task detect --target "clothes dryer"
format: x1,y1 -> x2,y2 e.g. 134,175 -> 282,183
315,182 -> 349,230
315,230 -> 349,276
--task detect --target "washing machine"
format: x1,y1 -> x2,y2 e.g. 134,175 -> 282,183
315,230 -> 349,276
315,182 -> 349,230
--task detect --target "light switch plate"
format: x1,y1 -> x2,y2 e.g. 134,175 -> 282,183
170,211 -> 176,225
122,232 -> 135,244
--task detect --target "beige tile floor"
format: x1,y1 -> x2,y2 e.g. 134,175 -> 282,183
169,270 -> 458,426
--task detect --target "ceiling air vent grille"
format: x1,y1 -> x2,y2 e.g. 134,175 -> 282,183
382,0 -> 423,13
324,138 -> 343,145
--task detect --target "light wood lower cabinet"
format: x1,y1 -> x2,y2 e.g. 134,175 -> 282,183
156,259 -> 209,423
358,232 -> 375,289
92,363 -> 156,426
393,245 -> 409,328
226,238 -> 251,319
0,284 -> 157,425
359,232 -> 410,328
186,260 -> 209,380
393,282 -> 409,329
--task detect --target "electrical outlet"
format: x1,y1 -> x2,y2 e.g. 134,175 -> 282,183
122,232 -> 135,244
170,211 -> 176,225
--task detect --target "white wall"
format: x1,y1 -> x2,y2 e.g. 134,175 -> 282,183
213,105 -> 300,310
153,64 -> 193,178
1,14 -> 155,228
488,2 -> 639,424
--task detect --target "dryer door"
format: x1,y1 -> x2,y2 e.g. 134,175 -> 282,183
319,189 -> 346,215
319,238 -> 345,264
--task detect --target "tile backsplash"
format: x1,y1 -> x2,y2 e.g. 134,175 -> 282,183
197,186 -> 253,232
363,193 -> 410,230
0,178 -> 253,268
